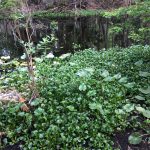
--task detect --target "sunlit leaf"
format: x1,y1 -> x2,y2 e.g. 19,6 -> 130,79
18,112 -> 25,117
46,53 -> 54,59
76,68 -> 94,77
30,99 -> 40,106
123,104 -> 135,112
89,103 -> 103,114
17,67 -> 28,72
124,82 -> 135,88
79,83 -> 87,91
87,90 -> 96,97
21,53 -> 26,60
34,108 -> 45,116
34,58 -> 43,63
100,69 -> 109,78
103,76 -> 113,82
66,105 -> 76,111
1,56 -> 10,60
135,106 -> 150,118
118,77 -> 128,83
59,53 -> 71,59
115,109 -> 126,114
135,106 -> 145,113
113,73 -> 121,79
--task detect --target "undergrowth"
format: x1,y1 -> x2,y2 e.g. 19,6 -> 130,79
0,45 -> 150,149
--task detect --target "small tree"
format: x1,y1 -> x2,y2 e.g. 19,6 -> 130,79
1,0 -> 39,101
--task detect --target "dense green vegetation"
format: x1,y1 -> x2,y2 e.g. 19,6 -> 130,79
1,45 -> 150,149
33,1 -> 150,18
0,0 -> 150,19
0,0 -> 150,149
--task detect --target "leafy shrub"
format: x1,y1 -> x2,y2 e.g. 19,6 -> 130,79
0,45 -> 150,149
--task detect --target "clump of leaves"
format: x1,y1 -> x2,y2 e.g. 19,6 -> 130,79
0,45 -> 150,149
128,132 -> 142,145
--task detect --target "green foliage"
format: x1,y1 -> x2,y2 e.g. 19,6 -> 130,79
0,0 -> 149,20
128,132 -> 142,145
37,34 -> 57,55
0,61 -> 29,94
33,1 -> 150,19
129,28 -> 150,44
0,0 -> 18,8
0,0 -> 21,19
103,1 -> 150,18
110,26 -> 122,33
0,45 -> 150,149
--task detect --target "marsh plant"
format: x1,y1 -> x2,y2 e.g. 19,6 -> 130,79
0,45 -> 150,149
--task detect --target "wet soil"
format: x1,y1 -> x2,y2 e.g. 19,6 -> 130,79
114,129 -> 150,150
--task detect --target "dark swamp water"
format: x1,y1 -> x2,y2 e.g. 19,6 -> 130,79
1,16 -> 149,58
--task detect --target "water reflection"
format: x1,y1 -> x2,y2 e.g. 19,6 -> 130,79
0,16 -> 145,58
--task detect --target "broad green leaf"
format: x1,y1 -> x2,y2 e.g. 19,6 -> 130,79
134,60 -> 143,66
115,109 -> 126,114
142,110 -> 150,118
103,76 -> 113,82
84,68 -> 95,73
12,60 -> 20,66
100,69 -> 109,78
21,53 -> 26,59
76,70 -> 88,77
87,90 -> 96,97
66,105 -> 76,111
39,134 -> 44,139
69,62 -> 76,66
34,108 -> 45,116
79,83 -> 87,91
89,103 -> 103,114
76,68 -> 94,77
135,106 -> 150,118
113,73 -> 121,79
135,106 -> 145,113
30,99 -> 40,106
34,58 -> 43,63
124,82 -> 135,88
139,71 -> 150,77
59,53 -> 71,59
139,87 -> 150,94
135,95 -> 145,101
144,119 -> 150,124
118,77 -> 128,83
128,132 -> 142,145
18,112 -> 25,117
123,104 -> 135,112
46,53 -> 54,59
17,67 -> 28,72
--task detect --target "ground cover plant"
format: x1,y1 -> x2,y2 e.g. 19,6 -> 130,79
0,45 -> 150,149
